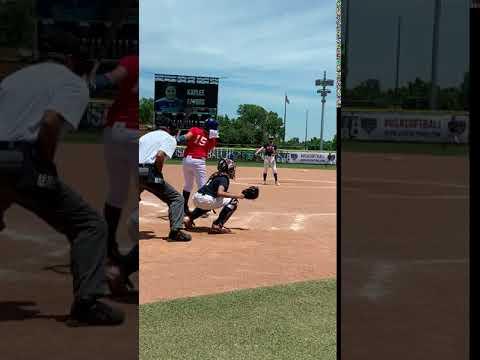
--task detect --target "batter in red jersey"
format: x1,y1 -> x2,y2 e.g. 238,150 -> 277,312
176,118 -> 219,215
89,54 -> 139,293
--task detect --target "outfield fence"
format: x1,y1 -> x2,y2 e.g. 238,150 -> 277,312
173,146 -> 337,165
341,110 -> 469,144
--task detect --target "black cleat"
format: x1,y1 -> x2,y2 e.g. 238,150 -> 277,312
66,297 -> 125,327
168,229 -> 192,242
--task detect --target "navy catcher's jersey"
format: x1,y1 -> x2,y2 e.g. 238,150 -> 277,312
198,174 -> 230,197
264,143 -> 277,156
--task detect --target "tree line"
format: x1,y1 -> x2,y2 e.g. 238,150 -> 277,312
342,74 -> 469,111
140,99 -> 337,150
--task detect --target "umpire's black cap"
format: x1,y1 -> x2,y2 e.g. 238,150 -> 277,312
40,32 -> 93,76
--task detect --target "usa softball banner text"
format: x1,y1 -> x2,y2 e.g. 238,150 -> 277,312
341,112 -> 469,143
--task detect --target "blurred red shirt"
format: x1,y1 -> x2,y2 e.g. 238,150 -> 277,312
105,55 -> 139,129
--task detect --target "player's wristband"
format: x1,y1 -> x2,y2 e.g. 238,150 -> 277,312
177,134 -> 187,143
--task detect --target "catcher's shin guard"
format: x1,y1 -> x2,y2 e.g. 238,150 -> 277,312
213,199 -> 238,227
190,207 -> 208,221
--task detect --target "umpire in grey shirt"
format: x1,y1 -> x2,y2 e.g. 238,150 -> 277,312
0,33 -> 124,326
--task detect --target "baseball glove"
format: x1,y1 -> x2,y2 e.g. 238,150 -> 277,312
242,186 -> 259,200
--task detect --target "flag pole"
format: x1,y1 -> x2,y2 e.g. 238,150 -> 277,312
305,109 -> 308,150
283,93 -> 287,143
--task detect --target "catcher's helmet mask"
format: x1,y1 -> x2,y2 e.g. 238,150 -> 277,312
218,158 -> 236,179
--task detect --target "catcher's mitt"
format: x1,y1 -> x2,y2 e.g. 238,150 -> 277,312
242,186 -> 259,200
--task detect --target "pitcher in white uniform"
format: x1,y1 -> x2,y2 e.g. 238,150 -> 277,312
255,136 -> 280,185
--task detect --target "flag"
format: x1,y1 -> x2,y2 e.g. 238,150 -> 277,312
285,94 -> 290,104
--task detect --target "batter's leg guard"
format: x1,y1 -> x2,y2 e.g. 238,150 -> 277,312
190,207 -> 209,221
104,203 -> 122,261
182,190 -> 191,215
213,199 -> 238,227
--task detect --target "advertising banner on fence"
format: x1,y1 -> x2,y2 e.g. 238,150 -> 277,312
287,151 -> 336,165
173,147 -> 336,165
341,111 -> 469,143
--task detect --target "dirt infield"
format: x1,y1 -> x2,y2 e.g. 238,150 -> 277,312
341,152 -> 469,359
140,165 -> 337,304
0,144 -> 138,359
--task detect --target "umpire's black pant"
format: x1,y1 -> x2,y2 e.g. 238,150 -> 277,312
140,178 -> 184,232
0,176 -> 108,299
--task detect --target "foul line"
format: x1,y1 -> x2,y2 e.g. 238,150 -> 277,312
236,177 -> 336,184
232,182 -> 336,189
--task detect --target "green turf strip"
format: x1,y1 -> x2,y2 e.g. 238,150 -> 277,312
140,279 -> 337,360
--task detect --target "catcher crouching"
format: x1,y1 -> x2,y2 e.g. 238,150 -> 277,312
183,158 -> 259,234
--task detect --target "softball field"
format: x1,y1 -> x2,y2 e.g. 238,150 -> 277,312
341,150 -> 469,360
139,163 -> 337,359
139,164 -> 337,303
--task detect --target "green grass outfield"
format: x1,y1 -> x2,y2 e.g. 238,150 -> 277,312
342,140 -> 469,156
140,279 -> 336,360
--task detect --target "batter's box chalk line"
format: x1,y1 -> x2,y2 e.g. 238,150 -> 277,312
230,212 -> 335,232
343,258 -> 468,302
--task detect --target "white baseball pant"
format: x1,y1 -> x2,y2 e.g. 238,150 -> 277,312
263,155 -> 278,174
182,155 -> 207,192
104,124 -> 140,208
192,193 -> 231,210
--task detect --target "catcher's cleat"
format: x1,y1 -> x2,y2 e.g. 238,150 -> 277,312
168,229 -> 192,242
209,224 -> 232,234
183,216 -> 195,230
66,297 -> 125,327
201,212 -> 210,218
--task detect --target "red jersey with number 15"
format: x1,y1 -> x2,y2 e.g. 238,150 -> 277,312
184,127 -> 217,158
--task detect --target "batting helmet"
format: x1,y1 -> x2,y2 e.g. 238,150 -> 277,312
218,158 -> 236,179
204,118 -> 219,131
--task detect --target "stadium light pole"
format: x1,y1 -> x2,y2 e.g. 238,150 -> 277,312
430,0 -> 441,110
315,71 -> 334,151
394,16 -> 402,104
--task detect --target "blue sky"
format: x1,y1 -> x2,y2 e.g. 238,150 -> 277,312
140,0 -> 338,141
